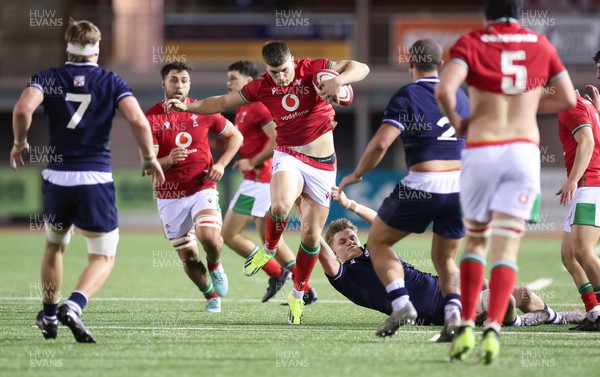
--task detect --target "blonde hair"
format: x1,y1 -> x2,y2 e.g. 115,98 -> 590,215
324,218 -> 358,247
65,18 -> 101,62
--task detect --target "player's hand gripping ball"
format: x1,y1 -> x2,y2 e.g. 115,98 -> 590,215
312,69 -> 354,106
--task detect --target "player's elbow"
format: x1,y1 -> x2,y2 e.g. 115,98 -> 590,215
13,102 -> 34,119
434,84 -> 451,104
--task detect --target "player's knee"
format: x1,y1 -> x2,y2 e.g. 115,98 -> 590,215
45,223 -> 74,246
170,230 -> 197,251
86,228 -> 119,256
177,247 -> 200,263
269,204 -> 290,219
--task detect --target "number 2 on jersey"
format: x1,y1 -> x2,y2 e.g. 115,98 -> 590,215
65,93 -> 91,129
501,50 -> 527,95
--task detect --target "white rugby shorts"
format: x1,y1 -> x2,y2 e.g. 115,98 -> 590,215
272,149 -> 336,208
157,188 -> 221,239
563,187 -> 600,232
460,141 -> 540,223
228,180 -> 271,218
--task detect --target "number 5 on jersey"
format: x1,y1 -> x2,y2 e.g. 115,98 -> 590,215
66,93 -> 91,129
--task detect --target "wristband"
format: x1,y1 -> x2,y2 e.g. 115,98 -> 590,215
143,152 -> 156,161
353,203 -> 361,214
14,139 -> 27,146
345,200 -> 354,210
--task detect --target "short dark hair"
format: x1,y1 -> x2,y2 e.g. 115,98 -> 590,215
324,218 -> 358,248
262,41 -> 291,67
160,61 -> 192,79
228,60 -> 260,80
409,39 -> 442,73
484,0 -> 523,20
594,50 -> 600,64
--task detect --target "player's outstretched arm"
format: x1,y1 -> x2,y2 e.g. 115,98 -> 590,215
435,60 -> 468,134
319,235 -> 341,277
208,121 -> 243,182
118,96 -> 165,186
10,88 -> 43,170
338,123 -> 399,192
538,75 -> 577,114
331,186 -> 378,225
164,91 -> 246,115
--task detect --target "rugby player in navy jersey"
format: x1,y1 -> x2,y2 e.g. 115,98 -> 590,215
319,188 -> 584,330
10,19 -> 164,343
338,39 -> 469,341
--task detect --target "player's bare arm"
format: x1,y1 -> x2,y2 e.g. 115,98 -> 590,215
318,235 -> 341,277
208,120 -> 243,182
331,186 -> 378,225
156,146 -> 188,171
338,124 -> 400,192
234,122 -> 277,172
11,87 -> 44,169
319,60 -> 369,102
164,91 -> 246,115
538,75 -> 576,114
435,61 -> 469,135
118,96 -> 165,185
557,126 -> 594,206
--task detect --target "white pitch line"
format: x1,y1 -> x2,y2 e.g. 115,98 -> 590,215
525,278 -> 553,291
0,296 -> 351,304
27,325 -> 600,337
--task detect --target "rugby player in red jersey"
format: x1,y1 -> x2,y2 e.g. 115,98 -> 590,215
165,41 -> 369,324
436,0 -> 576,363
146,61 -> 243,313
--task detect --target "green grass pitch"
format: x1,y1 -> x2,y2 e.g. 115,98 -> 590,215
0,229 -> 599,377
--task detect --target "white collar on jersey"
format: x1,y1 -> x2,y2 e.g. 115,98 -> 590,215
490,17 -> 519,23
415,77 -> 440,83
64,61 -> 99,67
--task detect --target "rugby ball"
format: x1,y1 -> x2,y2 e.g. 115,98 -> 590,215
312,69 -> 354,106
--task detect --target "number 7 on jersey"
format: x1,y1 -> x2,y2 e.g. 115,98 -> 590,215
65,93 -> 91,129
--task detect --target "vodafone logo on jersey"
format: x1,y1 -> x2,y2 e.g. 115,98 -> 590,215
281,93 -> 300,111
175,132 -> 192,148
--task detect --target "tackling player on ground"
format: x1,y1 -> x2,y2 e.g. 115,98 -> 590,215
436,0 -> 576,364
146,61 -> 242,313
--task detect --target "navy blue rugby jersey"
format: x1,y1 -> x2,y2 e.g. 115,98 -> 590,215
28,61 -> 133,172
327,245 -> 445,325
381,77 -> 469,168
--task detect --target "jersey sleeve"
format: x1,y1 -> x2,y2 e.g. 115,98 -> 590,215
381,91 -> 410,131
308,58 -> 332,73
254,103 -> 275,130
326,262 -> 354,297
449,34 -> 472,71
209,114 -> 229,135
27,71 -> 48,94
112,73 -> 133,108
240,80 -> 261,103
559,101 -> 591,135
